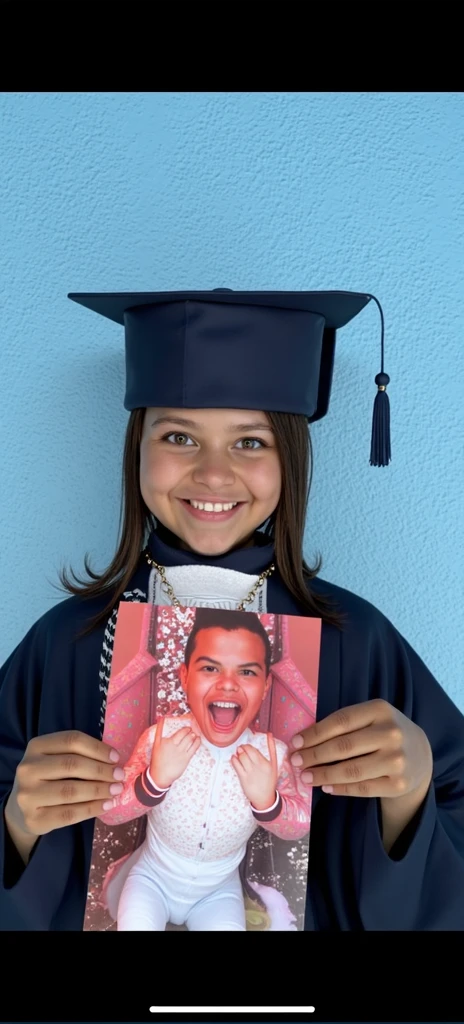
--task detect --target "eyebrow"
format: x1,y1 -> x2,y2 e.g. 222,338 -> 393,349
151,415 -> 273,433
194,656 -> 265,670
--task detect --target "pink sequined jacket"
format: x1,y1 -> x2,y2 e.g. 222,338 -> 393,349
99,715 -> 312,860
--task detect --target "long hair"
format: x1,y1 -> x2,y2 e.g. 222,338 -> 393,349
53,409 -> 347,638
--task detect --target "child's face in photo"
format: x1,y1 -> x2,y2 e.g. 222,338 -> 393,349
179,627 -> 271,747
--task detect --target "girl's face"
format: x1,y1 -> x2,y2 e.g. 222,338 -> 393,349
140,407 -> 282,555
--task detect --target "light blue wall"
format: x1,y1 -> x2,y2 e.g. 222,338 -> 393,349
1,92 -> 463,711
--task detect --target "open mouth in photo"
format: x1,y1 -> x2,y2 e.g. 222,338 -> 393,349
208,700 -> 243,732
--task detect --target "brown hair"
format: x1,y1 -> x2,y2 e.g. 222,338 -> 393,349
52,409 -> 346,638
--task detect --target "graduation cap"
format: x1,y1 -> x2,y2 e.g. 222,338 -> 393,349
68,288 -> 391,467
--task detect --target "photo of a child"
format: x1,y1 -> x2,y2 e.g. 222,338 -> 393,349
84,603 -> 321,931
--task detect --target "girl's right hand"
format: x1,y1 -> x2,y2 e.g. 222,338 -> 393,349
149,718 -> 201,790
4,730 -> 125,840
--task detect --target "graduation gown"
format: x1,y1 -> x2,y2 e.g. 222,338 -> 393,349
1,528 -> 464,931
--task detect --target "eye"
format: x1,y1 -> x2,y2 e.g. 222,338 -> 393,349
163,432 -> 195,446
235,437 -> 268,450
241,668 -> 258,676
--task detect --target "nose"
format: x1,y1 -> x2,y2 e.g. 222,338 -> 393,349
218,674 -> 240,691
192,452 -> 236,491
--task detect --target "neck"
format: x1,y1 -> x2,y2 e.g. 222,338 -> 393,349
189,714 -> 252,754
148,520 -> 275,574
156,520 -> 266,551
177,531 -> 259,555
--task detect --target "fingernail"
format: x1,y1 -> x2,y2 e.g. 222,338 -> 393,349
113,767 -> 125,781
302,771 -> 313,784
110,783 -> 123,795
291,753 -> 303,767
102,799 -> 115,810
322,785 -> 333,793
291,735 -> 304,749
109,749 -> 120,762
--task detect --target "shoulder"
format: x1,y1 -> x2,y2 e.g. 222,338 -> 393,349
308,575 -> 464,730
309,573 -> 424,686
156,714 -> 194,737
307,575 -> 412,701
1,577 -> 147,672
308,574 -> 398,642
1,594 -> 99,672
38,592 -> 110,634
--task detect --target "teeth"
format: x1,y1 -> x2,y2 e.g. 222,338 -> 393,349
212,701 -> 240,708
190,500 -> 238,512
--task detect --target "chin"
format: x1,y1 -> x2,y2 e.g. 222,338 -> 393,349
178,526 -> 254,557
190,537 -> 242,556
205,726 -> 245,747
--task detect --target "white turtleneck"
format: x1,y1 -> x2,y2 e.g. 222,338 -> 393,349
147,562 -> 269,612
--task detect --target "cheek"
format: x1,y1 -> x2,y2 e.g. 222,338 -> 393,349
186,678 -> 209,707
184,671 -> 207,696
249,456 -> 281,500
245,681 -> 267,708
140,445 -> 182,496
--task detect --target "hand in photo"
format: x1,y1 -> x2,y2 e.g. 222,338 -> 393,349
232,733 -> 279,811
149,717 -> 201,790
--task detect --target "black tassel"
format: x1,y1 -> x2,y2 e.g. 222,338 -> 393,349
367,294 -> 391,466
370,372 -> 391,466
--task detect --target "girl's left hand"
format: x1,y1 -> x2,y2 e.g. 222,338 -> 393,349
290,699 -> 433,799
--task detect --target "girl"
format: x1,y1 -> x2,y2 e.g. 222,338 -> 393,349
1,287 -> 463,933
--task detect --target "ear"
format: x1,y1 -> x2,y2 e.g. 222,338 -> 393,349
262,673 -> 272,700
179,662 -> 188,693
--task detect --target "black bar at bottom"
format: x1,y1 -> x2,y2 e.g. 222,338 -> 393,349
1,930 -> 461,1022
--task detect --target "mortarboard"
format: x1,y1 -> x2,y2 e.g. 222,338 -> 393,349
67,288 -> 391,467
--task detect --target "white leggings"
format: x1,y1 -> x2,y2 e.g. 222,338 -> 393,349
116,844 -> 246,931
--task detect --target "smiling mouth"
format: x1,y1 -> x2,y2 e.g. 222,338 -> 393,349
188,500 -> 240,512
180,498 -> 245,520
208,700 -> 242,730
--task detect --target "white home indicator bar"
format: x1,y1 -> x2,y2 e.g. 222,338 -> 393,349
149,1009 -> 315,1015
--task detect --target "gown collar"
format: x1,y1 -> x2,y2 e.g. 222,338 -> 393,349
147,522 -> 275,575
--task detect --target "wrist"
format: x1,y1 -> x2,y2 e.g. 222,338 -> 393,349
134,769 -> 171,808
250,790 -> 279,813
380,774 -> 432,853
4,797 -> 37,864
251,791 -> 282,823
146,767 -> 171,793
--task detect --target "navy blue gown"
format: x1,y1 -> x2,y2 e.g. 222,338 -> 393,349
1,528 -> 464,932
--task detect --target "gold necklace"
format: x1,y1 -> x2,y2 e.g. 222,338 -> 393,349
143,549 -> 275,611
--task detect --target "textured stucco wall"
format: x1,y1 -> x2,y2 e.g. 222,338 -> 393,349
1,92 -> 463,710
